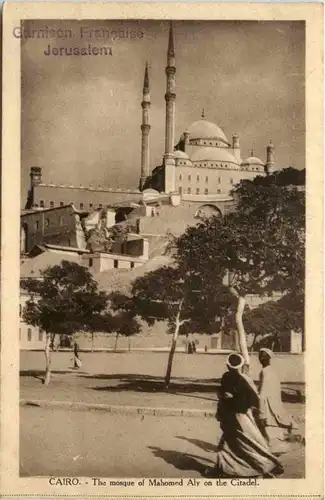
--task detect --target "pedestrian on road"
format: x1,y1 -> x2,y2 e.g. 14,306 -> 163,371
257,348 -> 294,454
73,342 -> 82,369
206,352 -> 283,478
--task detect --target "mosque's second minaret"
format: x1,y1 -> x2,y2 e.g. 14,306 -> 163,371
140,62 -> 151,190
265,140 -> 276,174
164,23 -> 176,156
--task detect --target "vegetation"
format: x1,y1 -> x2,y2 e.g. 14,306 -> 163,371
175,172 -> 305,368
122,266 -> 233,387
21,261 -> 110,385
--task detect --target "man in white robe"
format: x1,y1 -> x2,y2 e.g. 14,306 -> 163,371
258,348 -> 293,454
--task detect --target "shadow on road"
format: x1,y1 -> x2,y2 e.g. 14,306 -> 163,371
20,370 -> 74,377
176,436 -> 219,453
88,373 -> 219,395
20,371 -> 305,403
148,446 -> 213,475
87,375 -> 304,402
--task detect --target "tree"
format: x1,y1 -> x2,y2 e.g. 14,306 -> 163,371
21,260 -> 109,385
242,295 -> 304,351
130,266 -> 232,387
176,175 -> 305,369
108,292 -> 141,351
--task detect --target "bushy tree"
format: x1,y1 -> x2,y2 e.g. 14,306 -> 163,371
130,266 -> 233,387
175,175 -> 305,368
108,292 -> 141,351
21,260 -> 109,385
243,294 -> 304,350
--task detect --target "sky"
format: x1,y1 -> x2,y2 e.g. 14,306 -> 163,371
21,19 -> 305,201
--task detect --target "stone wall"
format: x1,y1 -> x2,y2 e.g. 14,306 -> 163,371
21,205 -> 78,253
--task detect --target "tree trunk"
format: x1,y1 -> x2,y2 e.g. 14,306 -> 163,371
219,317 -> 225,349
114,332 -> 119,351
165,300 -> 184,389
165,322 -> 180,388
252,332 -> 258,352
44,332 -> 52,386
91,331 -> 94,352
128,337 -> 131,352
235,295 -> 250,368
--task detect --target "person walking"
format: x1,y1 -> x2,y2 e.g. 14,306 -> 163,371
73,341 -> 82,369
257,348 -> 293,454
206,352 -> 283,478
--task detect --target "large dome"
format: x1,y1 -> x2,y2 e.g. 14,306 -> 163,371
191,147 -> 239,165
187,120 -> 228,143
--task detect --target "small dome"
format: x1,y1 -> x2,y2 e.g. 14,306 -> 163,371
187,120 -> 228,143
142,188 -> 160,201
241,156 -> 265,167
191,147 -> 239,165
173,150 -> 189,159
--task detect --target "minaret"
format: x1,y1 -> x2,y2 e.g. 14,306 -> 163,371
265,140 -> 276,174
139,62 -> 151,191
232,133 -> 241,163
164,22 -> 176,157
30,166 -> 42,187
163,23 -> 176,193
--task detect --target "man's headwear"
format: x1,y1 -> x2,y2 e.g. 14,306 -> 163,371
259,347 -> 273,359
226,352 -> 244,370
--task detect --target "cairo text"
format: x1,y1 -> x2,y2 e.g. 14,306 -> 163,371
44,44 -> 113,56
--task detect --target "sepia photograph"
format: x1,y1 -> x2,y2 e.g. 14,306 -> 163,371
17,17 -> 309,481
0,0 -> 323,495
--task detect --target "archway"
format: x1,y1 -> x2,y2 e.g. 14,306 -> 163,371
194,204 -> 222,219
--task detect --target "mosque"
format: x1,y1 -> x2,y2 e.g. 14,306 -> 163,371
24,23 -> 276,217
141,24 -> 276,198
